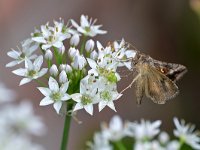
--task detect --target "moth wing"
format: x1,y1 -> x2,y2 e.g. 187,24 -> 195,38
144,65 -> 179,104
135,76 -> 145,105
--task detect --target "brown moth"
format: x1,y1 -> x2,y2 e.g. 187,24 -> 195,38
114,42 -> 187,105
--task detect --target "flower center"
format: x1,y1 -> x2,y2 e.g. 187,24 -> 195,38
81,95 -> 92,105
51,92 -> 62,101
27,70 -> 37,77
85,26 -> 91,33
98,67 -> 117,83
100,91 -> 112,101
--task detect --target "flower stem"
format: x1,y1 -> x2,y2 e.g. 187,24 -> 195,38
60,103 -> 73,150
115,140 -> 127,150
80,35 -> 87,54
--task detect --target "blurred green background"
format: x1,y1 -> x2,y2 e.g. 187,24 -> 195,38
0,0 -> 200,149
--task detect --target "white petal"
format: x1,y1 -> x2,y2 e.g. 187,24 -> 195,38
12,68 -> 27,76
38,68 -> 48,77
6,61 -> 19,67
98,101 -> 106,112
80,15 -> 89,27
25,59 -> 33,70
53,102 -> 62,114
33,55 -> 43,70
42,44 -> 52,50
60,82 -> 69,93
73,103 -> 83,111
109,115 -> 123,131
7,50 -> 20,59
53,41 -> 63,48
97,41 -> 104,51
84,104 -> 93,115
32,37 -> 46,43
37,87 -> 51,96
71,19 -> 80,29
20,78 -> 32,85
49,77 -> 59,92
61,94 -> 71,101
71,93 -> 82,102
40,97 -> 54,106
87,58 -> 97,69
107,101 -> 116,111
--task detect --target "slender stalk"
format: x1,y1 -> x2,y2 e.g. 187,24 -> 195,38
60,103 -> 73,150
80,35 -> 87,54
115,140 -> 127,150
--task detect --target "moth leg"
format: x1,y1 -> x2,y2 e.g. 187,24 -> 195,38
135,77 -> 144,105
120,73 -> 141,95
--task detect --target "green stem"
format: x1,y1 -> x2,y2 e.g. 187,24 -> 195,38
80,35 -> 87,54
115,140 -> 126,150
60,103 -> 73,150
35,79 -> 46,87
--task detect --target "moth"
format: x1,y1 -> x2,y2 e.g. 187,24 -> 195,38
114,42 -> 187,105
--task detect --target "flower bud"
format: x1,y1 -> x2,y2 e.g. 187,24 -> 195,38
68,47 -> 79,58
71,54 -> 86,70
44,49 -> 53,60
59,70 -> 68,84
59,64 -> 66,71
65,64 -> 72,73
50,64 -> 58,76
70,34 -> 80,46
90,50 -> 98,60
58,45 -> 65,55
85,39 -> 95,52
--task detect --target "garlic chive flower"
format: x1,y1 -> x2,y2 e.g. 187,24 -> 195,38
32,18 -> 71,50
38,77 -> 71,114
12,56 -> 48,85
71,15 -> 107,37
6,38 -> 38,67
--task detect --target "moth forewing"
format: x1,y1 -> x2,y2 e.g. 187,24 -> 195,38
142,64 -> 179,104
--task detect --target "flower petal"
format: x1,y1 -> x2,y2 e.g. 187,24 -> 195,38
37,87 -> 51,96
53,102 -> 62,114
84,104 -> 93,115
12,68 -> 27,76
73,103 -> 83,111
40,97 -> 54,106
48,77 -> 59,92
20,78 -> 32,85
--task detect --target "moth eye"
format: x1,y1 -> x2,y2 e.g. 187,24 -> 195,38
160,68 -> 168,73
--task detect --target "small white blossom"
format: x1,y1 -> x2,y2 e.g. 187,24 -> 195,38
85,39 -> 95,52
87,133 -> 113,150
90,50 -> 98,60
32,19 -> 70,50
71,79 -> 97,115
126,120 -> 161,141
6,38 -> 38,67
68,47 -> 79,58
71,15 -> 107,37
158,132 -> 169,144
65,64 -> 72,73
59,64 -> 67,71
0,82 -> 16,103
101,115 -> 125,141
71,53 -> 87,70
50,64 -> 59,76
38,77 -> 71,114
166,140 -> 180,150
12,56 -> 48,85
0,101 -> 45,137
173,117 -> 200,149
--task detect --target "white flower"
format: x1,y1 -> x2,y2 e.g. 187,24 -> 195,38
0,101 -> 45,137
134,141 -> 164,150
12,56 -> 48,85
166,140 -> 180,150
32,18 -> 70,50
90,50 -> 98,60
59,70 -> 68,84
38,77 -> 71,114
44,49 -> 53,60
101,115 -> 125,141
112,39 -> 136,70
87,132 -> 113,150
0,82 -> 16,103
173,117 -> 200,149
126,120 -> 161,141
158,132 -> 169,144
97,82 -> 122,112
71,79 -> 97,115
71,15 -> 107,37
6,38 -> 38,67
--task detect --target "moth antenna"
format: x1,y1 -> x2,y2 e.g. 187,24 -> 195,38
120,73 -> 141,95
67,110 -> 82,124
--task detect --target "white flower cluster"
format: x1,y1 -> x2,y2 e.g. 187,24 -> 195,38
87,116 -> 200,150
0,82 -> 45,150
7,15 -> 136,115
